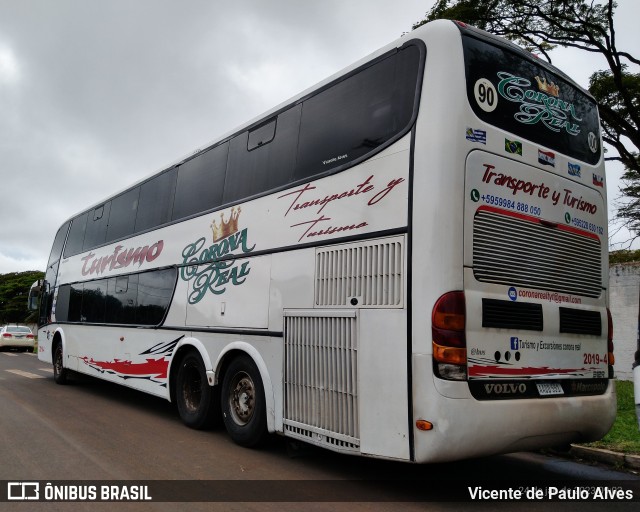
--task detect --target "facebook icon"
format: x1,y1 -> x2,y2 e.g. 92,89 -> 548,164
510,337 -> 519,350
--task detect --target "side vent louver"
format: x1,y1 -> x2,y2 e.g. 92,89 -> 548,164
473,209 -> 602,298
315,236 -> 404,307
283,310 -> 360,453
482,299 -> 543,331
560,307 -> 602,335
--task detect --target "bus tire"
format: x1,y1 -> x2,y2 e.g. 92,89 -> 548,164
175,350 -> 215,430
221,355 -> 267,448
53,342 -> 68,385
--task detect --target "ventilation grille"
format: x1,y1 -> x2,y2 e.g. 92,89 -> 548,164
482,299 -> 543,331
473,209 -> 602,298
560,307 -> 602,335
315,237 -> 404,307
283,311 -> 359,452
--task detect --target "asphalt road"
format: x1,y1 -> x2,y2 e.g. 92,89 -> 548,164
0,350 -> 638,511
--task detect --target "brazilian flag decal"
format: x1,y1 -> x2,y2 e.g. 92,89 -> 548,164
505,138 -> 523,156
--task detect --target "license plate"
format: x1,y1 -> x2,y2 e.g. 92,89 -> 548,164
536,382 -> 564,396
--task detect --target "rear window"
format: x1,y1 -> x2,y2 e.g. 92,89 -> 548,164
463,35 -> 601,165
6,326 -> 31,333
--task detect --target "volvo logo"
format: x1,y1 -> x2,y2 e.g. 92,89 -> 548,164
484,383 -> 527,395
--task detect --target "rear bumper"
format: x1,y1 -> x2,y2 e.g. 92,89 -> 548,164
0,339 -> 35,349
412,354 -> 617,463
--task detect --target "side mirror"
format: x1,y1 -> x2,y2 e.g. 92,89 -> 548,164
28,279 -> 45,311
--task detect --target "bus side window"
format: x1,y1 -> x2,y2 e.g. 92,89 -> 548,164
295,46 -> 419,181
54,285 -> 71,322
106,187 -> 140,243
83,202 -> 111,250
106,275 -> 138,324
224,105 -> 300,203
82,281 -> 107,323
135,269 -> 176,325
63,212 -> 88,258
247,119 -> 276,151
135,168 -> 177,232
68,283 -> 84,322
172,143 -> 228,221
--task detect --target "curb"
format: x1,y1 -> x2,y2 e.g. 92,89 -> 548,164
569,445 -> 640,472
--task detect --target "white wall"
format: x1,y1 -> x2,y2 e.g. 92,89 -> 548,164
609,263 -> 640,381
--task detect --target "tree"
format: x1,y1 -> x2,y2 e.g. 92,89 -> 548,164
0,271 -> 44,325
414,0 -> 640,239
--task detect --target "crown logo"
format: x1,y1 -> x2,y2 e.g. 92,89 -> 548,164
211,207 -> 241,242
534,76 -> 560,97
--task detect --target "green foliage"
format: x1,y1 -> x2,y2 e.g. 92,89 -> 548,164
414,0 -> 640,238
0,271 -> 44,325
584,380 -> 640,454
609,249 -> 640,265
415,0 -> 611,59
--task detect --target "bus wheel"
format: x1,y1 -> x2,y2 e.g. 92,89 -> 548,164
53,343 -> 68,385
176,350 -> 215,430
221,355 -> 267,447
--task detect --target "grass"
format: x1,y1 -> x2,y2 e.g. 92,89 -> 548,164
582,380 -> 640,454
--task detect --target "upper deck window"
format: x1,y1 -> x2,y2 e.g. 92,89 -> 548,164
295,44 -> 421,180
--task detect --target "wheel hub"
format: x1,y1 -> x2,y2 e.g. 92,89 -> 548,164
231,374 -> 255,424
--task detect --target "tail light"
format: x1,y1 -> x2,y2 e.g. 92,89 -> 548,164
432,291 -> 467,380
2,333 -> 11,338
27,334 -> 34,339
607,308 -> 615,378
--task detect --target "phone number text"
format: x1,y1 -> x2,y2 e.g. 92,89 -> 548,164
481,194 -> 541,216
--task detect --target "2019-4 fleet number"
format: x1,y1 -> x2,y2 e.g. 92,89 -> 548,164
583,353 -> 608,365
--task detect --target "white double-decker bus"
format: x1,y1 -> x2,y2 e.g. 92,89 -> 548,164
31,20 -> 615,463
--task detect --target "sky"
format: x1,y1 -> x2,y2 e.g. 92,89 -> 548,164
0,0 -> 638,275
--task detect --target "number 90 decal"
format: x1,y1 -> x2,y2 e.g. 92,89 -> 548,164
474,78 -> 498,113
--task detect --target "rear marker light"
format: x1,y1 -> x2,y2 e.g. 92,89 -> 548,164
432,292 -> 467,380
416,420 -> 433,431
607,308 -> 615,378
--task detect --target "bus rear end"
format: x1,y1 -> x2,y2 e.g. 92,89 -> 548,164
415,22 -> 616,462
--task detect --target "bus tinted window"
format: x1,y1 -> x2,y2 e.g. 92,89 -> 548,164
56,269 -> 176,326
295,45 -> 420,181
82,281 -> 107,323
247,118 -> 276,151
135,168 -> 177,232
54,284 -> 71,322
48,222 -> 69,267
68,283 -> 84,322
106,274 -> 138,324
83,203 -> 111,250
224,106 -> 300,203
462,35 -> 600,164
173,143 -> 228,220
64,213 -> 88,258
136,269 -> 176,325
106,187 -> 140,242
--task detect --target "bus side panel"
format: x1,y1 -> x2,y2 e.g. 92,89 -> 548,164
185,255 -> 272,329
359,308 -> 410,460
53,324 -> 182,399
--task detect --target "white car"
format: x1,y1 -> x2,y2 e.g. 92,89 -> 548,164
0,325 -> 35,352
